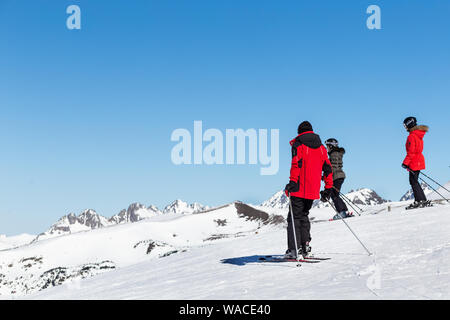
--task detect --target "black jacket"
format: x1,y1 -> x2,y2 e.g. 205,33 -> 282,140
328,147 -> 346,180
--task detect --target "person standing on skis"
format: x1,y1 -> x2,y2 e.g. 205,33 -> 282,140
402,117 -> 430,209
323,138 -> 352,220
284,121 -> 334,259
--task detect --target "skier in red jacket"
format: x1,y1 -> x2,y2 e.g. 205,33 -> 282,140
402,117 -> 430,209
284,121 -> 333,258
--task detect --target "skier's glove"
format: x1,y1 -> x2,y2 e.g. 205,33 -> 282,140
320,188 -> 332,202
401,163 -> 410,171
284,180 -> 299,196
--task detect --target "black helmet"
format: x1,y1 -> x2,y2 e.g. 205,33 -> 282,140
403,117 -> 417,130
325,138 -> 339,147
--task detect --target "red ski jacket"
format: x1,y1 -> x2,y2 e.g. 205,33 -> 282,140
403,125 -> 428,171
288,131 -> 333,200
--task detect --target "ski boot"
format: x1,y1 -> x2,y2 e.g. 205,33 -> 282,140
406,201 -> 422,210
419,200 -> 433,208
283,249 -> 297,259
406,200 -> 433,210
332,211 -> 350,220
299,243 -> 312,258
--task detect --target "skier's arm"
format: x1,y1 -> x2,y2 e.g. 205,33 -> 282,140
321,146 -> 333,189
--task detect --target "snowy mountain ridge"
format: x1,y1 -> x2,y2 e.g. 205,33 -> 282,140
34,200 -> 210,243
261,187 -> 388,210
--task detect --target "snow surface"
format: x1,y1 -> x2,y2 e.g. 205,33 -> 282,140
24,202 -> 450,299
1,182 -> 449,300
0,234 -> 35,251
0,203 -> 278,296
427,182 -> 450,201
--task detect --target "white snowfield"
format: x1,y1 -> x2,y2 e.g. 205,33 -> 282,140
0,183 -> 449,300
0,234 -> 35,251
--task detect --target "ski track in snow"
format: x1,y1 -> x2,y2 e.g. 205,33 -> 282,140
17,201 -> 450,300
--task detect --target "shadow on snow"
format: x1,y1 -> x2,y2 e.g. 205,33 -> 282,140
221,255 -> 284,266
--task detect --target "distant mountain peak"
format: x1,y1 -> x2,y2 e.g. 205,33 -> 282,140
400,182 -> 434,201
163,200 -> 209,215
34,209 -> 111,242
109,202 -> 161,224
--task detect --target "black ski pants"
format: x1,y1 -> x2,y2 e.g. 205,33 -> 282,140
409,170 -> 427,202
287,196 -> 313,252
330,178 -> 348,213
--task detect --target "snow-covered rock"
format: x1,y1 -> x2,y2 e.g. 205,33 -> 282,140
344,188 -> 388,206
162,199 -> 209,215
261,188 -> 388,210
261,191 -> 289,210
109,203 -> 161,224
34,209 -> 112,242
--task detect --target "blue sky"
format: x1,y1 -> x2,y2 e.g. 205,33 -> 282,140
0,0 -> 449,235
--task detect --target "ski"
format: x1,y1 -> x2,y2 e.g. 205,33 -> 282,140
258,256 -> 320,263
259,255 -> 330,263
431,199 -> 450,204
263,255 -> 331,261
303,256 -> 331,261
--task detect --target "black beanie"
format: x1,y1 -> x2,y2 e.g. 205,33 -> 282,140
297,121 -> 313,134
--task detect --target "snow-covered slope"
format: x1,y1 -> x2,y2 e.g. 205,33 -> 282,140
27,201 -> 450,300
2,192 -> 449,299
0,234 -> 35,251
427,181 -> 450,201
0,202 -> 282,296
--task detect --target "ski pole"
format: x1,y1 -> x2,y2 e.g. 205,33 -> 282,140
417,175 -> 450,203
338,194 -> 362,216
421,171 -> 450,194
334,189 -> 363,216
407,169 -> 450,203
288,194 -> 302,267
327,199 -> 372,256
333,186 -> 363,212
